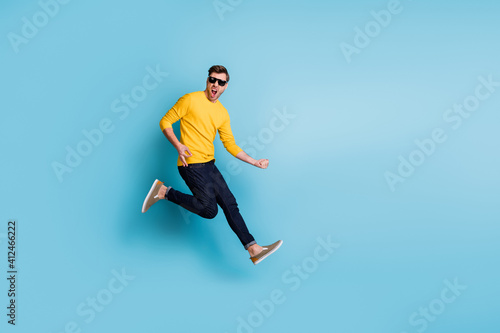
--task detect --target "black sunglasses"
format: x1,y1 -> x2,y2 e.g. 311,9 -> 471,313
208,76 -> 227,86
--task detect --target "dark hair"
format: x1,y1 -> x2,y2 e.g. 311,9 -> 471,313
208,65 -> 230,82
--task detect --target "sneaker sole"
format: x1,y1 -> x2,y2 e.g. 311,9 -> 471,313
142,179 -> 162,213
253,240 -> 283,265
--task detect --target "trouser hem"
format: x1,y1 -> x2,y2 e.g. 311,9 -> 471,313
244,240 -> 257,250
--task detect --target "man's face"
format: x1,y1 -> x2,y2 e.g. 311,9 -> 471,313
205,72 -> 228,102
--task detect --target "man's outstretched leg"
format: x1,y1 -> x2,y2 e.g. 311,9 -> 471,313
209,164 -> 283,264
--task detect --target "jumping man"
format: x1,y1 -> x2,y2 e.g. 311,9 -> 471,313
142,65 -> 282,265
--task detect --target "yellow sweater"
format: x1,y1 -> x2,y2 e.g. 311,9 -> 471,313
159,91 -> 243,166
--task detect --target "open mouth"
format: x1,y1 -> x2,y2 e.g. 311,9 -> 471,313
211,88 -> 217,98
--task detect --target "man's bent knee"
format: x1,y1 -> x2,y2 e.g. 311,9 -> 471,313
199,205 -> 218,219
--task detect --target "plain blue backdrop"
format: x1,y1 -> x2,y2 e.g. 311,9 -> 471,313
1,0 -> 499,332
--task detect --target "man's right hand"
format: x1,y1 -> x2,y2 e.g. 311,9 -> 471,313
162,128 -> 193,167
177,144 -> 193,167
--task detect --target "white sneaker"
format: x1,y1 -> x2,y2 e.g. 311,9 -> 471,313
142,179 -> 164,213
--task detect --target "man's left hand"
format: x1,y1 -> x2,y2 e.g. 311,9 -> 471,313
254,159 -> 269,169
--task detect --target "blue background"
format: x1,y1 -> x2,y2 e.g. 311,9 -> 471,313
1,0 -> 499,332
